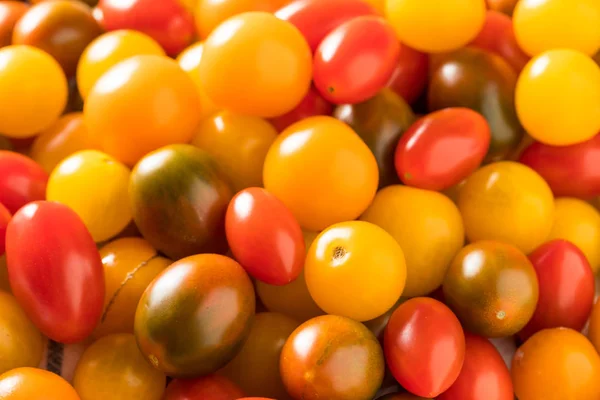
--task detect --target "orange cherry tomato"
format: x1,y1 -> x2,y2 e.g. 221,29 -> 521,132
0,368 -> 80,400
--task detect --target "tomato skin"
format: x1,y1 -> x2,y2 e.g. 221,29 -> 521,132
0,203 -> 10,256
518,240 -> 594,341
6,201 -> 105,343
0,152 -> 49,215
437,333 -> 513,400
313,16 -> 399,105
275,0 -> 377,52
0,368 -> 80,400
269,85 -> 333,132
519,134 -> 600,199
164,375 -> 245,400
0,1 -> 28,48
395,108 -> 491,191
226,188 -> 305,286
384,297 -> 465,398
387,44 -> 429,104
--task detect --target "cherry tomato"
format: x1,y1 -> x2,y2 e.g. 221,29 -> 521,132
384,297 -> 465,398
6,201 -> 104,343
0,204 -> 10,256
0,1 -> 28,48
387,44 -> 429,104
0,368 -> 80,400
444,240 -> 539,337
363,298 -> 405,342
378,395 -> 431,400
458,161 -> 554,254
84,55 -> 201,166
164,375 -> 245,400
516,49 -> 600,146
386,0 -> 486,53
518,240 -> 594,341
588,300 -> 600,353
395,108 -> 491,191
0,151 -> 48,215
361,185 -> 464,297
263,116 -> 378,231
513,328 -> 600,400
437,333 -> 513,400
0,46 -> 67,138
95,0 -> 195,56
269,85 -> 333,132
305,221 -> 406,321
275,0 -> 377,52
281,315 -> 385,400
313,16 -> 399,105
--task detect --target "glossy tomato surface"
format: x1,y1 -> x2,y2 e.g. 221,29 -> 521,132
395,108 -> 491,191
0,368 -> 80,400
164,375 -> 245,400
387,44 -> 429,104
0,204 -> 10,256
384,297 -> 465,398
270,85 -> 333,132
0,1 -> 28,47
0,151 -> 48,214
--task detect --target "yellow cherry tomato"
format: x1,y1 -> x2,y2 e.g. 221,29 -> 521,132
94,238 -> 171,339
513,0 -> 600,56
0,368 -> 80,400
200,12 -> 312,118
385,0 -> 486,53
0,291 -> 44,375
516,49 -> 600,146
176,42 -> 220,121
0,45 -> 67,138
256,231 -> 324,323
547,198 -> 600,274
84,55 -> 201,166
305,220 -> 406,322
77,30 -> 165,100
459,161 -> 554,254
512,328 -> 600,400
361,185 -> 464,297
191,111 -> 277,192
73,334 -> 166,400
46,150 -> 132,243
264,116 -> 379,231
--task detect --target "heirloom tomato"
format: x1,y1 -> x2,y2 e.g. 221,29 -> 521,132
0,204 -> 9,256
0,368 -> 80,400
280,315 -> 384,400
443,241 -> 539,338
129,144 -> 232,260
394,108 -> 491,191
387,44 -> 429,104
270,85 -> 333,132
0,1 -> 28,48
164,375 -> 244,400
134,254 -> 255,378
384,297 -> 465,398
6,201 -> 104,343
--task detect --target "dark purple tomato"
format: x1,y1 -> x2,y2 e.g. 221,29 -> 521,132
129,144 -> 232,260
0,151 -> 49,214
6,201 -> 104,343
387,43 -> 429,105
0,1 -> 28,47
0,203 -> 10,256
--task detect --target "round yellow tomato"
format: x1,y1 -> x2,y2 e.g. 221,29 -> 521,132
0,368 -> 80,400
191,111 -> 277,192
73,334 -> 166,400
84,55 -> 201,166
516,49 -> 600,146
459,161 -> 554,254
385,0 -> 486,53
256,231 -> 324,323
77,30 -> 165,99
94,238 -> 171,338
305,221 -> 406,321
512,328 -> 600,400
513,0 -> 600,56
361,185 -> 464,297
547,198 -> 600,274
199,12 -> 312,118
0,45 -> 67,138
46,150 -> 132,243
263,116 -> 379,231
0,292 -> 44,375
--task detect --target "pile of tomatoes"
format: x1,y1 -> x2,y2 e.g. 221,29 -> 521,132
0,0 -> 600,399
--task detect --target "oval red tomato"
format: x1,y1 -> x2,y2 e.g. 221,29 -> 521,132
226,187 -> 304,285
437,333 -> 513,400
5,201 -> 104,343
275,0 -> 377,52
518,239 -> 595,341
269,85 -> 333,132
0,203 -> 9,256
384,297 -> 465,398
387,43 -> 429,105
313,16 -> 400,105
395,108 -> 491,191
0,151 -> 49,214
519,134 -> 600,199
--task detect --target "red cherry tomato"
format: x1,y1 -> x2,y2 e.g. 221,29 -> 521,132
384,297 -> 466,398
313,16 -> 400,105
226,187 -> 305,285
275,0 -> 377,52
269,85 -> 333,132
437,333 -> 513,400
95,0 -> 195,56
387,43 -> 429,104
0,203 -> 9,256
518,240 -> 595,341
163,374 -> 245,400
0,151 -> 49,214
395,108 -> 491,191
6,201 -> 104,343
